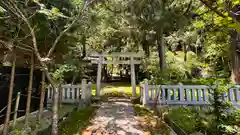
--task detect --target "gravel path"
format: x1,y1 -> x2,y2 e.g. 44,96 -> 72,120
84,98 -> 145,135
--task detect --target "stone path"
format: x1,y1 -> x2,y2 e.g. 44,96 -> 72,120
82,97 -> 176,135
83,98 -> 144,135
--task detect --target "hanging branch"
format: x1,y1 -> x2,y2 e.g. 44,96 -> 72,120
199,0 -> 227,18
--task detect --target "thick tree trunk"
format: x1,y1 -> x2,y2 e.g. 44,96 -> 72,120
37,69 -> 59,135
3,51 -> 16,135
80,36 -> 86,59
183,44 -> 187,62
230,30 -> 240,84
38,71 -> 45,121
142,39 -> 150,79
157,29 -> 167,71
157,0 -> 167,72
183,43 -> 191,79
25,53 -> 34,126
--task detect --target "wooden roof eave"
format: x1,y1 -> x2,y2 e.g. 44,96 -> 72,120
0,43 -> 43,68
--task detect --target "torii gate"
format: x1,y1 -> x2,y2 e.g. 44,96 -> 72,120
90,52 -> 144,98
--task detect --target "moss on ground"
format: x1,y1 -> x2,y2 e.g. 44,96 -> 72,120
59,106 -> 97,135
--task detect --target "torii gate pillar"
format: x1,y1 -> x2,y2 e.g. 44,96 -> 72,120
90,52 -> 144,98
130,57 -> 136,97
96,56 -> 103,98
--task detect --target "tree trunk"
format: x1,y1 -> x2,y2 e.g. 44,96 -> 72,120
25,53 -> 34,126
183,43 -> 191,79
142,39 -> 150,79
230,30 -> 240,84
3,51 -> 16,135
80,36 -> 86,59
38,70 -> 45,121
157,28 -> 167,71
71,74 -> 77,84
51,86 -> 59,135
183,44 -> 187,62
58,84 -> 62,108
37,68 -> 59,135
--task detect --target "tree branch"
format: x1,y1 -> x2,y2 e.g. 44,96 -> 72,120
199,0 -> 227,18
183,0 -> 192,15
0,40 -> 13,51
46,0 -> 95,58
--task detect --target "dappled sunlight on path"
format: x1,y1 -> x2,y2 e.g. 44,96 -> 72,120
82,101 -> 144,135
81,96 -> 176,135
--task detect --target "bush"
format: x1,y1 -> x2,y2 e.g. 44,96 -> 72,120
168,107 -> 240,134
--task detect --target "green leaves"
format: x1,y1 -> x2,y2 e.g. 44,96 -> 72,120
233,0 -> 240,5
52,64 -> 77,82
34,1 -> 68,20
37,6 -> 68,20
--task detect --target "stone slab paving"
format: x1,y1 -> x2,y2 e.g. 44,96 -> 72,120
83,97 -> 176,135
85,101 -> 143,135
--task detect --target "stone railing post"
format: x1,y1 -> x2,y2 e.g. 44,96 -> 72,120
143,83 -> 149,106
87,82 -> 92,105
81,79 -> 87,103
130,57 -> 136,97
78,79 -> 87,110
96,56 -> 103,98
140,83 -> 143,98
179,84 -> 184,102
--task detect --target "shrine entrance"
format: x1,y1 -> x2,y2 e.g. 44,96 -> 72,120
90,52 -> 144,98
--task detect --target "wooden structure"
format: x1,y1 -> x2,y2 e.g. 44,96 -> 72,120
90,52 -> 144,98
141,84 -> 240,108
47,79 -> 92,104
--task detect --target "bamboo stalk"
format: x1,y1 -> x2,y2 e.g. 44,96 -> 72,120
38,70 -> 45,121
12,92 -> 21,128
3,51 -> 16,135
24,52 -> 34,126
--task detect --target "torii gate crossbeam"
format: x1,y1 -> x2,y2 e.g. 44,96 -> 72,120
90,52 -> 144,98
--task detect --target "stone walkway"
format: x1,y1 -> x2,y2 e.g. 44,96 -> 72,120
82,97 -> 176,135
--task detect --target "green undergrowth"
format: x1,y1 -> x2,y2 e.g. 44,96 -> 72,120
168,107 -> 240,134
168,107 -> 198,134
102,91 -> 132,97
59,106 -> 97,135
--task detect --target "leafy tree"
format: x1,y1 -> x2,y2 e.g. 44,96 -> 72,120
0,0 -> 94,134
